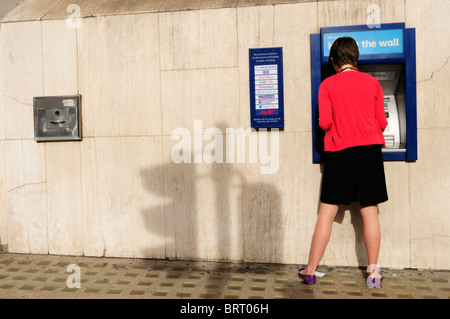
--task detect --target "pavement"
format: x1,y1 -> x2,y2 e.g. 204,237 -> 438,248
0,247 -> 449,300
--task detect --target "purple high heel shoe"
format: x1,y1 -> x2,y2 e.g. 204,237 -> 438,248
298,266 -> 316,285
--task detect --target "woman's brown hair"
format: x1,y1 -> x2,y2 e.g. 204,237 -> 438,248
329,37 -> 359,68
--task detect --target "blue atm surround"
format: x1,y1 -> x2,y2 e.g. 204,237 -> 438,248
311,23 -> 417,162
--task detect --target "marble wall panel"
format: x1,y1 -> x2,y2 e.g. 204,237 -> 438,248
0,141 -> 6,245
45,142 -> 83,256
409,128 -> 450,269
378,161 -> 411,268
5,140 -> 47,254
406,0 -> 450,129
1,21 -> 43,140
41,19 -> 82,256
159,8 -> 238,70
161,68 -> 240,135
0,28 -> 3,141
0,32 -> 5,245
42,19 -> 78,95
81,137 -> 165,259
77,14 -> 161,137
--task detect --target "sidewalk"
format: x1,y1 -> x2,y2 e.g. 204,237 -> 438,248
0,250 -> 449,299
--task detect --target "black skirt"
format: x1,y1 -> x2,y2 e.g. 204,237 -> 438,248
320,144 -> 388,206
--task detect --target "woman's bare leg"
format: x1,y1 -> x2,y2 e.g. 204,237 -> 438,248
300,203 -> 339,275
359,205 -> 381,270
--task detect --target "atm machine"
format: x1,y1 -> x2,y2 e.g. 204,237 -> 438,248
310,23 -> 417,162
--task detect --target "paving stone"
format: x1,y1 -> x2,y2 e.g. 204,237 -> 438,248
125,272 -> 139,277
319,279 -> 335,286
106,288 -> 122,295
231,275 -> 245,281
389,283 -> 407,289
25,268 -> 40,274
129,289 -> 146,295
346,289 -> 363,296
253,276 -> 267,283
431,277 -> 448,283
19,284 -> 37,291
394,292 -> 414,299
176,291 -> 192,298
41,285 -> 58,291
322,288 -> 338,295
153,290 -> 169,297
414,284 -> 431,290
200,291 -> 219,298
0,283 -> 15,289
84,287 -> 102,293
138,280 -> 153,287
182,281 -> 196,288
408,277 -> 425,282
371,291 -> 389,297
227,283 -> 242,290
250,285 -> 266,291
187,273 -> 202,280
104,271 -> 119,276
33,276 -> 48,282
160,281 -> 176,287
342,281 -> 358,287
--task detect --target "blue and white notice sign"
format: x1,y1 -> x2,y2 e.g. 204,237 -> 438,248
249,47 -> 285,128
322,27 -> 404,59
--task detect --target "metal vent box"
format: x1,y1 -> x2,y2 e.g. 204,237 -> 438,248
33,95 -> 82,142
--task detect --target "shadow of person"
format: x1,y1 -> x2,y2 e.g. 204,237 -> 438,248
140,162 -> 198,260
139,121 -> 283,297
241,180 -> 282,264
332,203 -> 367,268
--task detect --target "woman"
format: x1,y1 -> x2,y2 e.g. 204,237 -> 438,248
299,37 -> 388,287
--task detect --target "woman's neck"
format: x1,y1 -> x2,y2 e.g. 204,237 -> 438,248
337,65 -> 358,73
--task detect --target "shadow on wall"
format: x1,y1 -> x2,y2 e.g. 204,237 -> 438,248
139,122 -> 282,266
334,203 -> 368,267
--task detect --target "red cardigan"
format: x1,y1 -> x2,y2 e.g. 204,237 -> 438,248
318,71 -> 388,152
